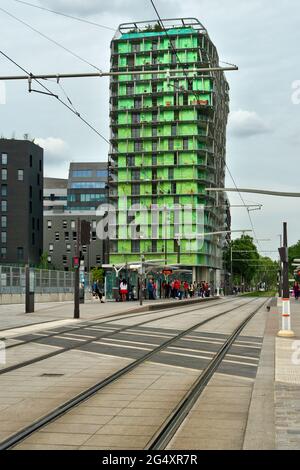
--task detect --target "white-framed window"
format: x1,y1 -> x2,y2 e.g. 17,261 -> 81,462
18,169 -> 24,181
1,169 -> 7,180
66,244 -> 71,252
1,154 -> 7,165
47,220 -> 52,229
49,244 -> 54,252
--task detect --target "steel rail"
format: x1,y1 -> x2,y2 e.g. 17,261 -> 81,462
2,297 -> 224,351
0,297 -> 257,450
147,297 -> 269,449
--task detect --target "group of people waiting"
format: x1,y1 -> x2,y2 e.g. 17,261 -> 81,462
162,280 -> 211,300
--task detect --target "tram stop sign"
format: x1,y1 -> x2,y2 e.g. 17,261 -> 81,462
162,269 -> 173,276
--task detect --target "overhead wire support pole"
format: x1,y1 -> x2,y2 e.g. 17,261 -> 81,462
0,66 -> 238,82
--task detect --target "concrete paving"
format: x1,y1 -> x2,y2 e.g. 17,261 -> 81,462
3,295 -> 300,450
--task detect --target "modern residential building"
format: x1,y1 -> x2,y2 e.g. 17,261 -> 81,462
0,138 -> 43,265
44,177 -> 68,212
108,18 -> 230,283
44,162 -> 108,271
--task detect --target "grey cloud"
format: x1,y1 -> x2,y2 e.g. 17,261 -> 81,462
228,110 -> 272,138
41,0 -> 179,17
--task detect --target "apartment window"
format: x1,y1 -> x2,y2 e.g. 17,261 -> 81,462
152,127 -> 157,137
134,141 -> 142,152
152,240 -> 157,253
132,43 -> 140,52
63,220 -> 67,229
71,182 -> 106,189
71,220 -> 76,229
183,94 -> 188,105
132,169 -> 140,181
96,170 -> 108,178
131,127 -> 140,138
134,98 -> 142,109
171,182 -> 177,193
17,247 -> 24,261
132,113 -> 140,124
18,169 -> 24,181
152,154 -> 157,165
1,201 -> 7,212
1,247 -> 7,258
64,231 -> 69,241
171,124 -> 177,136
72,170 -> 92,178
1,154 -> 7,165
92,220 -> 97,229
29,201 -> 32,214
126,84 -> 134,95
1,216 -> 7,228
96,255 -> 101,264
1,231 -> 6,243
127,155 -> 135,166
152,111 -> 158,122
168,140 -> 174,151
82,245 -> 87,253
55,232 -> 59,241
1,169 -> 7,180
1,184 -> 7,196
168,168 -> 174,180
30,155 -> 32,167
47,220 -> 52,229
152,141 -> 158,151
183,138 -> 189,150
92,231 -> 97,241
62,255 -> 67,264
73,231 -> 77,241
131,184 -> 140,195
131,240 -> 140,253
66,244 -> 71,252
49,244 -> 53,252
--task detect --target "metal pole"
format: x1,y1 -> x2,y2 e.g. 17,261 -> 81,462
278,222 -> 294,337
139,254 -> 145,306
74,218 -> 80,319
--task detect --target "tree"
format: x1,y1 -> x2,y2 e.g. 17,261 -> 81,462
252,256 -> 278,290
224,235 -> 259,286
91,267 -> 104,284
288,240 -> 300,278
37,252 -> 53,269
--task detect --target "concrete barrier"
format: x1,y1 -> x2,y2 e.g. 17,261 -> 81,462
0,292 -> 92,305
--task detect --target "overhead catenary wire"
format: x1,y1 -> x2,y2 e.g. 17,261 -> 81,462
11,0 -> 116,31
0,49 -> 110,145
0,6 -> 102,72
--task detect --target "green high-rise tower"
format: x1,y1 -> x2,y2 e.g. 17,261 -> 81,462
108,18 -> 230,283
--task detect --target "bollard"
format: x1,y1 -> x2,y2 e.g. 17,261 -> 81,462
277,298 -> 295,337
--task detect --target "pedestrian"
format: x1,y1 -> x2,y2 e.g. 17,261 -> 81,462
153,279 -> 157,299
184,280 -> 189,299
120,279 -> 128,302
293,282 -> 299,300
95,279 -> 104,303
147,278 -> 154,300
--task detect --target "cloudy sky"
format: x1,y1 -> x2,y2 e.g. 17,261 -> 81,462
0,0 -> 300,258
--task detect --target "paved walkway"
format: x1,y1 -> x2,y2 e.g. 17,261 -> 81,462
243,297 -> 300,449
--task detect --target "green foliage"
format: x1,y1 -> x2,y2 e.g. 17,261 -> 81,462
36,252 -> 53,270
91,267 -> 104,283
224,235 -> 278,288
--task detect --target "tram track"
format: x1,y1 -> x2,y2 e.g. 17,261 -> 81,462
147,297 -> 269,450
0,297 -> 237,375
0,296 -> 260,450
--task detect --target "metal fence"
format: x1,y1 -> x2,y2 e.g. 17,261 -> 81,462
0,266 -> 91,295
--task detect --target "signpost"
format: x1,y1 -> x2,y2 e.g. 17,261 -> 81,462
278,222 -> 295,337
